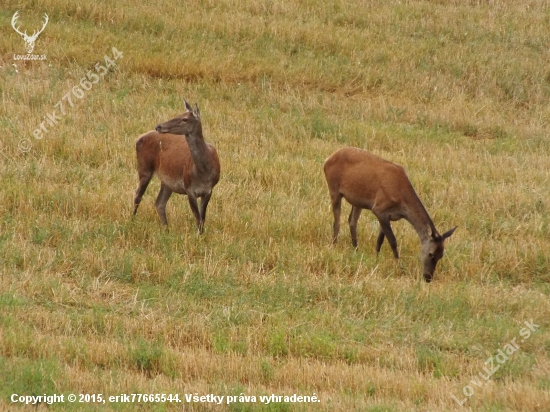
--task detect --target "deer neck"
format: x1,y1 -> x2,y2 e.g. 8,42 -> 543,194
404,191 -> 438,245
185,123 -> 213,174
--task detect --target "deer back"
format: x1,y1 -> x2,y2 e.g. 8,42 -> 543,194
324,147 -> 414,213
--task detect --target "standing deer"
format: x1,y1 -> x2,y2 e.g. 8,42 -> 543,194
11,12 -> 49,54
323,147 -> 456,282
133,100 -> 220,233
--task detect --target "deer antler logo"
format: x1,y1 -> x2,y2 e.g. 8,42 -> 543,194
11,11 -> 49,54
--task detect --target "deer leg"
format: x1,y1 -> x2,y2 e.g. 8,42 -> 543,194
199,192 -> 212,228
348,206 -> 362,249
376,227 -> 385,254
133,172 -> 153,216
187,195 -> 203,234
378,219 -> 399,259
155,184 -> 173,226
330,193 -> 342,244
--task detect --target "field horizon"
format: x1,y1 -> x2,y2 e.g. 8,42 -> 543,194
1,0 -> 550,411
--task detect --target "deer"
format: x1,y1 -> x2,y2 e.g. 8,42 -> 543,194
133,100 -> 220,233
323,147 -> 456,282
11,12 -> 49,54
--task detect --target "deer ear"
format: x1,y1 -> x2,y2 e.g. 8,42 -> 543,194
441,226 -> 457,240
193,103 -> 200,120
184,99 -> 193,112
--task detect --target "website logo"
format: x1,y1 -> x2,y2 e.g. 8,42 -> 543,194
12,11 -> 48,60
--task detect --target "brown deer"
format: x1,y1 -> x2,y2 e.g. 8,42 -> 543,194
323,147 -> 456,282
133,100 -> 220,233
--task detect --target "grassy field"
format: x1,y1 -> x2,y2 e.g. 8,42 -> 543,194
1,0 -> 550,410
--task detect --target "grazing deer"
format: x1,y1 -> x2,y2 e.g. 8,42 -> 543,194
133,100 -> 220,233
323,147 -> 456,282
11,12 -> 49,54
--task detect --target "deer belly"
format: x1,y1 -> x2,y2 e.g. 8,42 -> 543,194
156,172 -> 187,194
343,193 -> 374,210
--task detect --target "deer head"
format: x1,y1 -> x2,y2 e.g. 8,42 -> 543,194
155,100 -> 201,136
420,227 -> 457,283
11,12 -> 49,54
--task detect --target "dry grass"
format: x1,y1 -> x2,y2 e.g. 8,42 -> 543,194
1,0 -> 550,411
